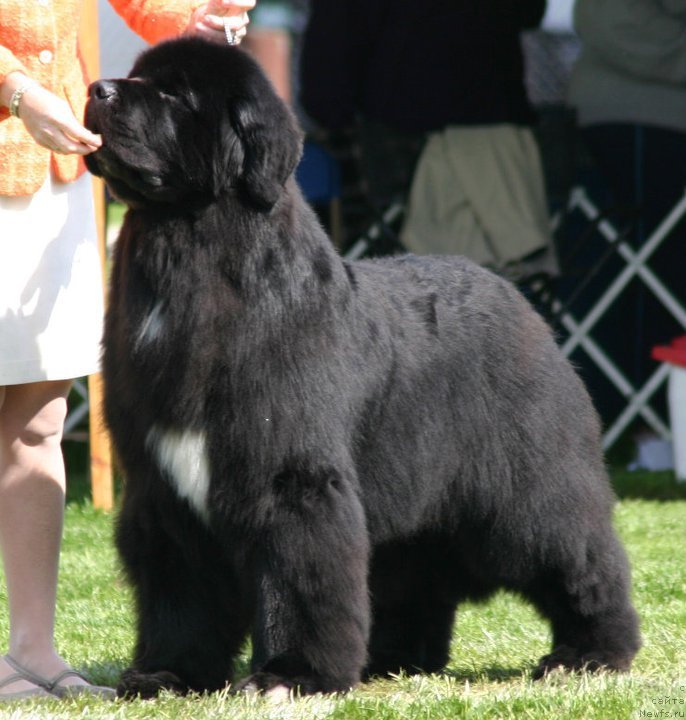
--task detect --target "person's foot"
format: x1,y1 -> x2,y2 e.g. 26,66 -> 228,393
0,653 -> 115,699
0,655 -> 52,700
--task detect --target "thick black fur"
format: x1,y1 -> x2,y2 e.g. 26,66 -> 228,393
85,38 -> 640,698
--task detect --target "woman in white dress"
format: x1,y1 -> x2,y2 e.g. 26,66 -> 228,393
0,0 -> 253,700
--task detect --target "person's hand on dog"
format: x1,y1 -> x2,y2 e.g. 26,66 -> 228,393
1,72 -> 102,155
187,0 -> 255,44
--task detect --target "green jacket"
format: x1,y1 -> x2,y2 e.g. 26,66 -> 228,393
567,0 -> 686,131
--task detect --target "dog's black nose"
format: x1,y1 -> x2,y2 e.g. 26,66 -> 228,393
91,80 -> 118,100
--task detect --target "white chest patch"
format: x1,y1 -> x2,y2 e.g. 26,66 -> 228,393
146,427 -> 211,522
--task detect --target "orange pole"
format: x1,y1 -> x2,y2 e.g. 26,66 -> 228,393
80,0 -> 114,511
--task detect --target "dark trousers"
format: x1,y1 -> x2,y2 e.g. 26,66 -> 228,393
577,123 -> 686,428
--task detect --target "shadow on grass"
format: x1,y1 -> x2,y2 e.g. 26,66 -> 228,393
443,665 -> 526,683
80,659 -> 127,688
605,428 -> 686,500
610,468 -> 686,501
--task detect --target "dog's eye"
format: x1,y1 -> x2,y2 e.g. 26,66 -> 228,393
158,89 -> 199,114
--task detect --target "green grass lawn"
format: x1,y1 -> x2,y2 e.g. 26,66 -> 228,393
0,459 -> 684,719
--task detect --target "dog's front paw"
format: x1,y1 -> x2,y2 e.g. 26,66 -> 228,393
533,645 -> 579,679
117,667 -> 188,699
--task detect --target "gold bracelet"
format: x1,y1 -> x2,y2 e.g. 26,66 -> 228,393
9,82 -> 35,119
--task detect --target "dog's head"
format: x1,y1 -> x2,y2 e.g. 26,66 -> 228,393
84,38 -> 303,210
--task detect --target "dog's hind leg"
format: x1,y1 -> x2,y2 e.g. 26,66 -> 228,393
236,462 -> 371,696
524,528 -> 641,678
115,481 -> 252,699
364,538 -> 457,678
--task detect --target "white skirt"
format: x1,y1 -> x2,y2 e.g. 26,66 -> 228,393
0,173 -> 104,385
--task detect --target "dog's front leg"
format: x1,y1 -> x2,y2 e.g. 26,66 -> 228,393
115,473 -> 252,699
237,463 -> 370,696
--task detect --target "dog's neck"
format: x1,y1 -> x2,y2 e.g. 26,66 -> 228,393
116,179 -> 351,308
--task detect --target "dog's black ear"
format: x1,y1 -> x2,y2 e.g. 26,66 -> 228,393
230,91 -> 303,211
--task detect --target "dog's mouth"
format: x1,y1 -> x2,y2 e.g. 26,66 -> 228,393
84,108 -> 100,137
87,150 -> 169,207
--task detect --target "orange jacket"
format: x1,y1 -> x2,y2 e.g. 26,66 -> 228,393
0,0 -> 199,196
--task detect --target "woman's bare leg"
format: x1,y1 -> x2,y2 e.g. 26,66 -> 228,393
0,380 -> 89,694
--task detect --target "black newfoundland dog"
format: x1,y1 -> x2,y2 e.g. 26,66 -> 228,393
85,38 -> 640,698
